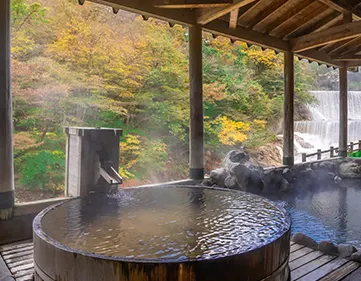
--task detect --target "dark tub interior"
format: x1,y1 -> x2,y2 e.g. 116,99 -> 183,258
267,179 -> 361,248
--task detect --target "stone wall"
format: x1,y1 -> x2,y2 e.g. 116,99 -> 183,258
203,149 -> 361,195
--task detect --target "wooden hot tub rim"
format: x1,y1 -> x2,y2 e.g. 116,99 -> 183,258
33,186 -> 291,281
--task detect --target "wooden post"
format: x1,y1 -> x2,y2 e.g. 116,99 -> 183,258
0,0 -> 14,220
350,141 -> 354,153
302,153 -> 306,163
317,149 -> 322,160
339,67 -> 348,157
359,140 -> 361,152
189,25 -> 204,180
330,146 -> 334,158
283,51 -> 294,166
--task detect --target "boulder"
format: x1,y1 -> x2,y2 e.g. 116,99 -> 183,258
291,233 -> 318,248
223,149 -> 250,172
233,163 -> 264,193
201,178 -> 214,187
334,175 -> 342,184
210,168 -> 228,188
318,240 -> 338,254
337,244 -> 357,258
339,160 -> 361,178
351,251 -> 361,262
224,176 -> 237,189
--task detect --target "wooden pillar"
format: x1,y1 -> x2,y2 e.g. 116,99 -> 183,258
0,0 -> 14,220
339,67 -> 348,157
283,51 -> 294,166
189,25 -> 204,180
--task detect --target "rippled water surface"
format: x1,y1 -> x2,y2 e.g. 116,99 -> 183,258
268,180 -> 361,248
41,186 -> 290,261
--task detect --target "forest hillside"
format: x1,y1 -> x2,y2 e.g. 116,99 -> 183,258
12,0 -> 346,201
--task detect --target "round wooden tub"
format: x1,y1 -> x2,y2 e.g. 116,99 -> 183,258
33,186 -> 291,281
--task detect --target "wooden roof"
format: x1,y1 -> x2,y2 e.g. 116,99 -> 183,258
90,0 -> 361,68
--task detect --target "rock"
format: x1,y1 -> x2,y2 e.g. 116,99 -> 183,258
334,175 -> 342,184
232,164 -> 264,193
298,167 -> 318,189
263,169 -> 284,193
319,240 -> 338,254
339,160 -> 361,178
210,168 -> 228,188
291,233 -> 318,248
282,168 -> 293,182
224,176 -> 237,189
337,244 -> 357,258
201,178 -> 214,187
295,134 -> 314,149
351,251 -> 361,262
280,178 -> 291,192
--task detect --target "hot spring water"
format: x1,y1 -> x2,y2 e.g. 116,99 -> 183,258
294,91 -> 361,159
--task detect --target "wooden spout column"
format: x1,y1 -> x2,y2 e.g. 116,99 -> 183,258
339,67 -> 348,157
189,25 -> 204,180
0,0 -> 14,220
283,51 -> 294,166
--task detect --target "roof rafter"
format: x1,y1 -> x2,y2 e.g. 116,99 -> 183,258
292,20 -> 361,52
318,0 -> 361,19
91,0 -> 197,25
203,19 -> 290,51
153,0 -> 233,8
197,0 -> 257,25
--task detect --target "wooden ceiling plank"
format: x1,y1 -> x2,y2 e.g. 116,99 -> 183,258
229,8 -> 239,29
310,13 -> 343,33
197,0 -> 257,25
244,0 -> 288,29
292,20 -> 361,52
270,1 -> 324,38
153,0 -> 233,8
253,0 -> 309,33
337,38 -> 361,56
318,0 -> 361,19
329,36 -> 361,54
286,8 -> 335,38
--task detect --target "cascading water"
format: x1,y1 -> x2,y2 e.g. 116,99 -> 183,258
294,91 -> 361,161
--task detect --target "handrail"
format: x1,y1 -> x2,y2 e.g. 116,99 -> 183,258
301,140 -> 361,162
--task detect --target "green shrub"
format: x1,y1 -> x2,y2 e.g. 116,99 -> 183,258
19,150 -> 65,192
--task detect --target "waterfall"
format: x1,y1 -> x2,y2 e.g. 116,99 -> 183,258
294,91 -> 361,158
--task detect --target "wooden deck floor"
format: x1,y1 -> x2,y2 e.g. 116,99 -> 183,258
1,241 -> 361,281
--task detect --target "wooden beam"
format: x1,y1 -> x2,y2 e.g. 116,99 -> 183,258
333,54 -> 361,60
283,51 -> 294,166
292,20 -> 361,52
339,66 -> 348,157
318,0 -> 361,19
0,0 -> 14,220
197,0 -> 257,25
203,19 -> 290,51
229,8 -> 239,29
312,13 -> 343,33
346,60 -> 361,67
296,49 -> 344,67
90,0 -> 197,26
189,25 -> 204,180
153,0 -> 232,9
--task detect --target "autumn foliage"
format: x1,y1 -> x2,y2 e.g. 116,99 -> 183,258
12,0 -> 316,198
